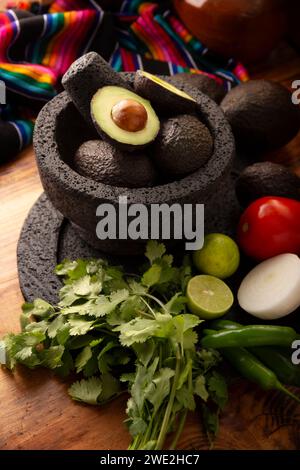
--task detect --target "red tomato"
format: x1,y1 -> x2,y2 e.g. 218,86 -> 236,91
237,196 -> 300,260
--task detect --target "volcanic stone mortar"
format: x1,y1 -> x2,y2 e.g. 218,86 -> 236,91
34,74 -> 236,255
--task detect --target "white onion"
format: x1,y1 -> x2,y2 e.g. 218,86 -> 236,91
238,253 -> 300,320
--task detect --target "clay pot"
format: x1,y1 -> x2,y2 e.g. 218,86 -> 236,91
174,0 -> 288,64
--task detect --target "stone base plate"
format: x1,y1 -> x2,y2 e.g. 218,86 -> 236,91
17,187 -> 240,304
17,193 -> 118,304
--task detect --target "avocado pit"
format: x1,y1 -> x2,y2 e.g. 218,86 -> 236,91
111,99 -> 148,132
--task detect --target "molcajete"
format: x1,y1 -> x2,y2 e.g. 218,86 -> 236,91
34,74 -> 236,255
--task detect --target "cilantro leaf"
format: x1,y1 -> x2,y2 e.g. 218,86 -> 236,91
172,314 -> 202,351
69,377 -> 103,405
116,318 -> 160,347
207,371 -> 228,410
85,296 -> 112,317
100,373 -> 121,402
165,294 -> 187,315
145,241 -> 166,264
75,346 -> 93,372
177,357 -> 193,390
128,280 -> 148,295
130,358 -> 159,412
55,350 -> 74,377
68,334 -> 95,350
146,368 -> 175,413
132,340 -> 156,367
196,349 -> 222,373
22,299 -> 54,320
128,417 -> 147,437
202,404 -> 220,440
68,318 -> 95,336
176,384 -> 195,411
48,315 -> 66,339
25,320 -> 48,335
55,259 -> 87,279
83,354 -> 98,378
97,341 -> 118,373
194,375 -> 209,402
39,345 -> 65,369
142,264 -> 161,287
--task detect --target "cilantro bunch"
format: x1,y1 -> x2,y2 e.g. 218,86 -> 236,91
1,242 -> 227,449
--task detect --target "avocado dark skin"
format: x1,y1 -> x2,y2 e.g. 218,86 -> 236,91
170,73 -> 226,104
153,114 -> 213,177
236,161 -> 300,207
74,140 -> 157,188
221,80 -> 300,153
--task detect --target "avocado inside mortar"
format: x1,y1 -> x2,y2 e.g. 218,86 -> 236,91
91,85 -> 160,152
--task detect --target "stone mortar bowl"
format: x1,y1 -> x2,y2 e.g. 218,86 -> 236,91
34,74 -> 236,255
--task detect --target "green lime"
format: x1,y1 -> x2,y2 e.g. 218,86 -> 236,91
187,275 -> 234,319
193,233 -> 240,279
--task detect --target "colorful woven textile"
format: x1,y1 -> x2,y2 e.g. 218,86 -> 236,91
0,0 -> 248,161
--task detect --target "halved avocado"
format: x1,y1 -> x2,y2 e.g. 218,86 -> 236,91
134,70 -> 197,115
91,86 -> 160,152
169,73 -> 226,104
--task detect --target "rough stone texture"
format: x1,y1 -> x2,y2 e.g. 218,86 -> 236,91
62,52 -> 132,126
17,189 -> 240,303
169,73 -> 227,104
17,193 -> 63,304
74,140 -> 157,188
34,72 -> 236,255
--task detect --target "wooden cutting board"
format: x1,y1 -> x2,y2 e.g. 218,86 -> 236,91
1,42 -> 300,450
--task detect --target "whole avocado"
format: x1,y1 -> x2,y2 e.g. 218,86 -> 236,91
74,140 -> 156,188
170,73 -> 226,104
153,114 -> 213,177
236,161 -> 300,207
221,80 -> 300,153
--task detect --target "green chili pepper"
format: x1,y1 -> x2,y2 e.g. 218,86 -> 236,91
220,347 -> 300,403
203,328 -> 300,403
210,319 -> 242,330
201,325 -> 298,349
251,347 -> 300,388
208,320 -> 300,388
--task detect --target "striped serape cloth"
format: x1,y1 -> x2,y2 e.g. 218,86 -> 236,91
0,0 -> 248,161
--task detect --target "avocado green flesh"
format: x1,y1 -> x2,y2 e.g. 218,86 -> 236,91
91,86 -> 160,146
139,70 -> 196,102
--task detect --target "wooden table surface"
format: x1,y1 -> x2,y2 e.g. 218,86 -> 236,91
1,41 -> 300,450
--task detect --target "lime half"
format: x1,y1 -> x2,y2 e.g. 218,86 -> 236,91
187,275 -> 234,319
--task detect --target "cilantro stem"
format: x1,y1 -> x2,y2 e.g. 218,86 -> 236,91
150,407 -> 162,441
155,347 -> 181,450
140,410 -> 156,448
140,297 -> 156,317
128,435 -> 139,450
142,294 -> 169,314
169,410 -> 188,450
